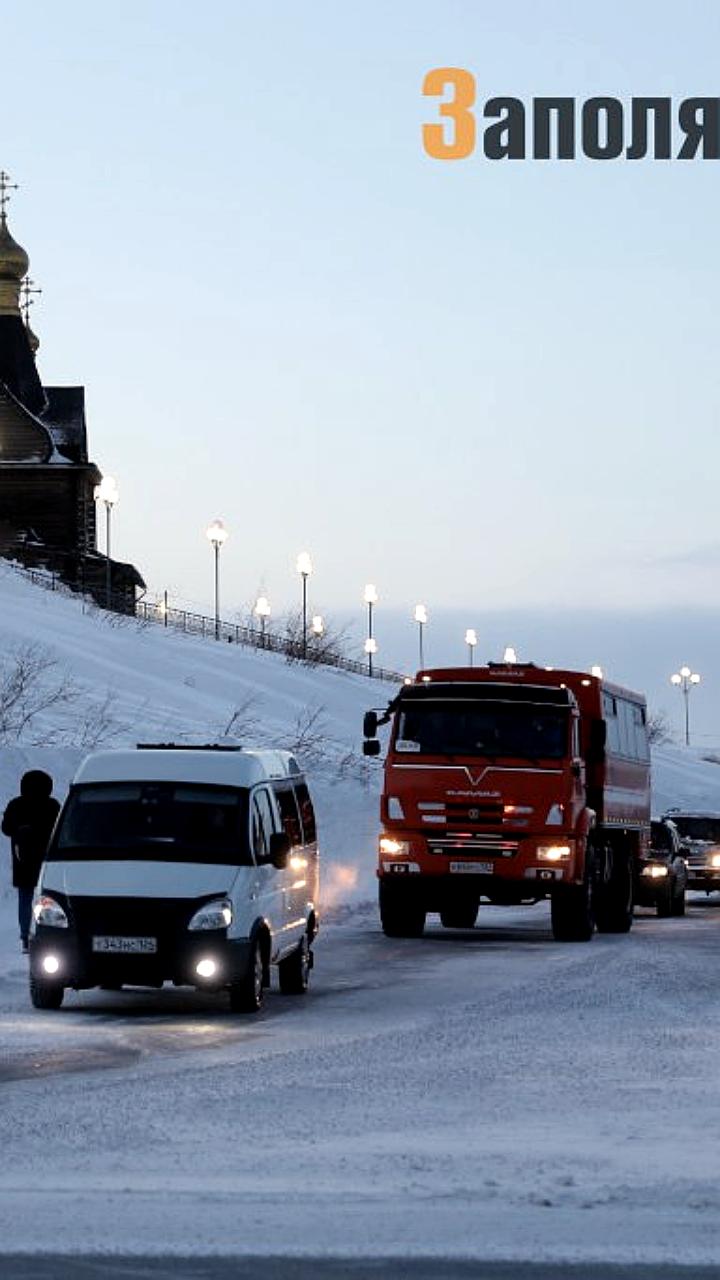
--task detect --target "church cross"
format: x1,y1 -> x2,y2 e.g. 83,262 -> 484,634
0,170 -> 18,218
20,277 -> 41,324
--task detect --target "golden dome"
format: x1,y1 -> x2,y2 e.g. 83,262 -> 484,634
0,214 -> 28,280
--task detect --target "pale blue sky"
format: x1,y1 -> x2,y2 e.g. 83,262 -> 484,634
2,0 -> 720,720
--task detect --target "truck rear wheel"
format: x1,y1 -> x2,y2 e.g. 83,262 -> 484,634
440,903 -> 479,929
379,881 -> 426,938
594,853 -> 633,934
550,878 -> 594,942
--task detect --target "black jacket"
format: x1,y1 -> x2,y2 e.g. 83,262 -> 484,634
2,791 -> 60,890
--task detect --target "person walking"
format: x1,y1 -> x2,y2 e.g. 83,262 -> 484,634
2,770 -> 60,953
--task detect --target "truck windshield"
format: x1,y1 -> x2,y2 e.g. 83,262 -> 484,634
50,782 -> 250,864
670,816 -> 720,843
395,701 -> 568,760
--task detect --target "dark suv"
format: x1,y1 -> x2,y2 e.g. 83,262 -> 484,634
634,819 -> 687,916
662,811 -> 720,894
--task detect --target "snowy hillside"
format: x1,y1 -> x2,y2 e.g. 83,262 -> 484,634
1,563 -> 719,944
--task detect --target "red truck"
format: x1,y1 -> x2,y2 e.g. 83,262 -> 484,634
363,663 -> 651,942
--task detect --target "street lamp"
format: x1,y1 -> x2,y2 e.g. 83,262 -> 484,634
94,475 -> 119,609
296,552 -> 313,658
365,636 -> 378,677
503,646 -> 518,664
363,586 -> 376,670
670,665 -> 701,746
465,628 -> 477,666
205,519 -> 228,640
414,604 -> 428,669
255,596 -> 271,645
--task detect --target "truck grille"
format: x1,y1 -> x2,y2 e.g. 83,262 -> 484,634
427,836 -> 518,858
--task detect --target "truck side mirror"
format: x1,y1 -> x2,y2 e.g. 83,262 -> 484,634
268,831 -> 290,869
363,711 -> 379,738
363,739 -> 381,757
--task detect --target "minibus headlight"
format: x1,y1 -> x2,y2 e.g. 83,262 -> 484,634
32,895 -> 69,929
379,836 -> 410,857
642,864 -> 668,879
711,853 -> 720,868
188,898 -> 233,931
537,844 -> 573,862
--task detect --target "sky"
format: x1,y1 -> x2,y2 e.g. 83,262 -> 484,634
1,0 -> 720,730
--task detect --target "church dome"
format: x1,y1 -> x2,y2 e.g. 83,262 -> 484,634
0,215 -> 29,281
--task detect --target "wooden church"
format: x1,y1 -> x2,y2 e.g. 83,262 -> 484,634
0,173 -> 143,610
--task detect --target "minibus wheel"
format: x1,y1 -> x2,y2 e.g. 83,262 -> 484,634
279,934 -> 311,995
228,938 -> 264,1013
29,976 -> 64,1011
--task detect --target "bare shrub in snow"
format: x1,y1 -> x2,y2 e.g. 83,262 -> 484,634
73,691 -> 125,749
647,709 -> 674,746
0,643 -> 78,744
220,693 -> 264,742
281,609 -> 351,666
280,703 -> 332,768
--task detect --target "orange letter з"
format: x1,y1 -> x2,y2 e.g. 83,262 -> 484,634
422,68 -> 476,159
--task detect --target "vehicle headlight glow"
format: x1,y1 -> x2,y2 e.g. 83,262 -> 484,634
537,844 -> 572,862
42,954 -> 60,975
642,864 -> 669,879
32,896 -> 69,929
195,958 -> 218,979
187,898 -> 233,931
379,836 -> 410,856
711,853 -> 720,868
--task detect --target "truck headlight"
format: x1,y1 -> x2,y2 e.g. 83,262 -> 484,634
537,844 -> 572,862
711,854 -> 720,868
32,895 -> 69,929
188,898 -> 233,931
379,836 -> 410,856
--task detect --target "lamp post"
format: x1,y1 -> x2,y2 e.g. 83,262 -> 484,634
205,519 -> 228,640
365,636 -> 378,677
670,665 -> 701,746
465,628 -> 477,666
296,552 -> 313,658
364,582 -> 378,654
94,475 -> 118,609
255,595 -> 271,646
414,604 -> 428,669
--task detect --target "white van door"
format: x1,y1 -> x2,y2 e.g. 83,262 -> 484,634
249,786 -> 288,955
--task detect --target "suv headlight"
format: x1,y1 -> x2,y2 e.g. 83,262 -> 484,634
187,898 -> 233,931
32,895 -> 69,929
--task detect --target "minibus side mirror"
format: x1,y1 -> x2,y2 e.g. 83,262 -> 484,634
363,739 -> 381,757
269,831 -> 291,869
363,711 -> 379,738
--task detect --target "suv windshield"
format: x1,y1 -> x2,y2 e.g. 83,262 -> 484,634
669,816 -> 720,843
50,782 -> 251,864
395,701 -> 569,760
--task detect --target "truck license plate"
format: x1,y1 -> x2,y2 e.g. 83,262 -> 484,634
450,861 -> 493,875
92,936 -> 157,954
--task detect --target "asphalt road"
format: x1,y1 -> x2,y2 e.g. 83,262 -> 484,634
2,898 -> 720,1265
0,1258 -> 718,1279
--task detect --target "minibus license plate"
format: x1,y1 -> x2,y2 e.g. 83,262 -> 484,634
92,936 -> 157,954
450,861 -> 493,875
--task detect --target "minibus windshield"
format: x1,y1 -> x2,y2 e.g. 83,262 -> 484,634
395,700 -> 569,760
50,782 -> 250,864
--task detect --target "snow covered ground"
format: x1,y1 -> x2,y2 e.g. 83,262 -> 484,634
2,567 -> 720,1264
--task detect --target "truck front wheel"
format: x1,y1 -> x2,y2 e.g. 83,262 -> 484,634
379,881 -> 426,938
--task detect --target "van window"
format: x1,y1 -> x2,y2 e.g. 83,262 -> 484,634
274,784 -> 302,847
51,783 -> 250,865
294,782 -> 317,844
252,788 -> 277,862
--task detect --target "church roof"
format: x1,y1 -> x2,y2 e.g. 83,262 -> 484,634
41,386 -> 88,463
0,314 -> 46,415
